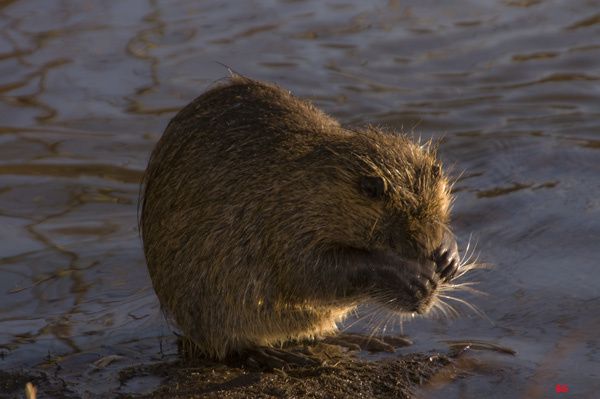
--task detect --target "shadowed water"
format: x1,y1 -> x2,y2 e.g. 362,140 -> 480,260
0,0 -> 599,397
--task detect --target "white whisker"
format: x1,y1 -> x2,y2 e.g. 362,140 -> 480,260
438,294 -> 490,322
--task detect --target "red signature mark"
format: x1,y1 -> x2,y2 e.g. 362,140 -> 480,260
555,384 -> 569,393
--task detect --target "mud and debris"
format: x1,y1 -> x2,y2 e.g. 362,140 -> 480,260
119,348 -> 451,399
0,344 -> 452,399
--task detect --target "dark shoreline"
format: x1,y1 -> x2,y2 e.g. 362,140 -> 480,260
1,348 -> 453,399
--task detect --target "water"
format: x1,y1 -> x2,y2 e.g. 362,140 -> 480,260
1,0 -> 599,397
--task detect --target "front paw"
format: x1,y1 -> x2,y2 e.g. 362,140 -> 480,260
433,232 -> 459,282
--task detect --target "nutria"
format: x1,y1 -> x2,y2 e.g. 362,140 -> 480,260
141,76 -> 462,361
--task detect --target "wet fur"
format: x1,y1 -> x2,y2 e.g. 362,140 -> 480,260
141,76 -> 454,359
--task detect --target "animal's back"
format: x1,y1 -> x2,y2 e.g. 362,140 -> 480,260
141,77 -> 350,358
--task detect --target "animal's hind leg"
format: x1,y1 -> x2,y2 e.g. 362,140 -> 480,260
323,333 -> 412,352
241,346 -> 321,370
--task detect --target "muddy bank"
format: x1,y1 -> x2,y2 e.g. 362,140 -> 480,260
129,354 -> 449,399
0,369 -> 74,399
2,348 -> 452,399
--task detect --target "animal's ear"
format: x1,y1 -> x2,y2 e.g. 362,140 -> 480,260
359,175 -> 388,199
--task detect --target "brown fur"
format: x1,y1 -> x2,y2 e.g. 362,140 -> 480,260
141,76 -> 454,360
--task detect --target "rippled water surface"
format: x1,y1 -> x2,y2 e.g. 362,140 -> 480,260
1,0 -> 599,397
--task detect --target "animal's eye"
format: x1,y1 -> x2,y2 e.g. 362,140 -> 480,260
359,175 -> 388,199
